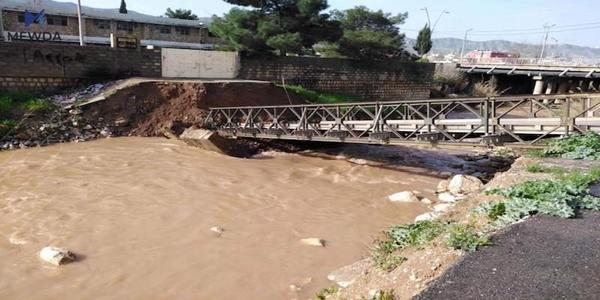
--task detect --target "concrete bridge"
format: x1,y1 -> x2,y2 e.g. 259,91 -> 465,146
458,64 -> 600,95
205,94 -> 600,148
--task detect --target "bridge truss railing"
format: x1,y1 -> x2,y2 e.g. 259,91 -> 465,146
205,94 -> 600,146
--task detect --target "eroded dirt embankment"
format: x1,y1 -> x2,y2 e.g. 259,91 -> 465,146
80,80 -> 306,137
0,80 -> 306,151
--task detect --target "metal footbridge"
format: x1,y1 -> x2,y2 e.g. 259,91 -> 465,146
205,94 -> 600,147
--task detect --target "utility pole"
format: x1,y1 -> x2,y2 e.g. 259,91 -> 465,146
460,28 -> 473,65
538,23 -> 555,64
77,0 -> 85,46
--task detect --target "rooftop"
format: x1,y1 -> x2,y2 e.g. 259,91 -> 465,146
1,0 -> 213,28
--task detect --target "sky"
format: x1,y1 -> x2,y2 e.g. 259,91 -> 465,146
53,0 -> 600,47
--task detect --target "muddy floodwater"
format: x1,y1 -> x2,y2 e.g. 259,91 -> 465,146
0,137 -> 440,300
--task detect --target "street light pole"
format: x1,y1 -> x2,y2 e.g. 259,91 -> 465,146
420,7 -> 431,28
77,0 -> 85,46
432,10 -> 450,34
538,23 -> 555,63
460,28 -> 473,65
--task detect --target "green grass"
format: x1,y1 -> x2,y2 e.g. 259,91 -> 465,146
0,91 -> 48,117
535,132 -> 600,160
373,221 -> 443,271
446,224 -> 490,252
526,163 -> 566,174
482,168 -> 600,228
279,84 -> 360,104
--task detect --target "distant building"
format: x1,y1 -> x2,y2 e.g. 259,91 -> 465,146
0,0 -> 218,49
464,50 -> 521,64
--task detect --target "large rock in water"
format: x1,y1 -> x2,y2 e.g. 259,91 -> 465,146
448,175 -> 483,194
388,191 -> 419,203
39,246 -> 76,266
179,128 -> 253,158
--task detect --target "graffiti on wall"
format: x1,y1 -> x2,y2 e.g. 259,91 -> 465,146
30,49 -> 85,66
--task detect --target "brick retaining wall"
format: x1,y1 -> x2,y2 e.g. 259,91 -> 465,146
0,42 -> 161,92
238,56 -> 434,100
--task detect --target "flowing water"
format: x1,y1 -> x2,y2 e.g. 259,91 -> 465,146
0,137 -> 440,300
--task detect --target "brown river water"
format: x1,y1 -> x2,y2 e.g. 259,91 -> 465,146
0,137 -> 440,300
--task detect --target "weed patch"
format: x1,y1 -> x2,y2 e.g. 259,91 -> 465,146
536,132 -> 600,160
526,163 -> 566,174
446,224 -> 490,252
0,119 -> 17,137
279,84 -> 360,104
373,221 -> 443,271
482,169 -> 600,228
361,289 -> 396,300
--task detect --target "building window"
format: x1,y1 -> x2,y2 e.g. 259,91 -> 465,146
154,25 -> 171,34
94,19 -> 111,30
117,21 -> 135,33
46,15 -> 68,26
175,26 -> 190,35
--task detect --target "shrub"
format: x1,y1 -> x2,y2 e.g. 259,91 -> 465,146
373,221 -> 443,271
538,132 -> 600,160
446,224 -> 489,252
362,289 -> 396,300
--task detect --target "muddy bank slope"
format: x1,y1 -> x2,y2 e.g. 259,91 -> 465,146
1,80 -> 306,150
80,80 -> 306,137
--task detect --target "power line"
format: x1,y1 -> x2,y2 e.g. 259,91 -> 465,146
400,20 -> 600,36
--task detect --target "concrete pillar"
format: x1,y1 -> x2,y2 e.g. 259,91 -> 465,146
533,79 -> 545,95
545,81 -> 555,94
557,81 -> 570,94
0,9 -> 4,41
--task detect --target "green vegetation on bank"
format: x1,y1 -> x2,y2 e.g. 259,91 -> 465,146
533,132 -> 600,160
482,169 -> 600,228
373,221 -> 444,271
445,224 -> 490,252
279,84 -> 360,104
372,167 -> 600,272
526,163 -> 566,174
0,91 -> 49,138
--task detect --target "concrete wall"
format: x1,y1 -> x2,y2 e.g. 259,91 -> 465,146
161,48 -> 239,78
238,56 -> 434,101
0,42 -> 161,92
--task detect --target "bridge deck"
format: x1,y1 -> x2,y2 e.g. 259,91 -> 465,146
205,94 -> 600,147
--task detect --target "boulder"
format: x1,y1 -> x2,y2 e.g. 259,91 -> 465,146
327,259 -> 369,288
301,238 -> 325,247
448,175 -> 483,194
436,180 -> 450,193
39,246 -> 76,266
210,226 -> 225,236
438,192 -> 458,203
433,203 -> 453,213
388,191 -> 419,203
420,198 -> 433,205
179,128 -> 254,158
414,212 -> 438,222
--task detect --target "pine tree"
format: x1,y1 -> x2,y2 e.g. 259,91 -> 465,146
119,0 -> 127,14
414,25 -> 432,56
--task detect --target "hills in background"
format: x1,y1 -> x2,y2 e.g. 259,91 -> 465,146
406,38 -> 600,62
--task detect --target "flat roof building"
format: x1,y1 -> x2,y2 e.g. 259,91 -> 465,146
0,0 -> 217,49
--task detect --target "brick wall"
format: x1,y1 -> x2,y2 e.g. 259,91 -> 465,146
0,42 -> 161,92
238,56 -> 434,100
